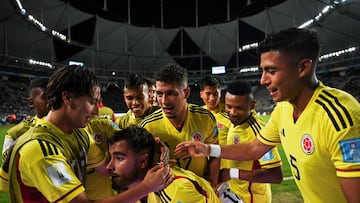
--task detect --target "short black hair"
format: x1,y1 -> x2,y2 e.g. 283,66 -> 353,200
29,78 -> 48,90
258,27 -> 320,65
155,63 -> 188,87
124,73 -> 146,89
226,80 -> 253,96
109,126 -> 155,165
199,75 -> 222,90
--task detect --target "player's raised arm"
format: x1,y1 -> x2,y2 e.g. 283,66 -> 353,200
175,139 -> 274,161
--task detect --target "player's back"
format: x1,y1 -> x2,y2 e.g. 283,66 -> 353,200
147,166 -> 221,203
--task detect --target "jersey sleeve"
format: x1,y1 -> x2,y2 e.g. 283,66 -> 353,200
327,122 -> 360,178
18,140 -> 85,202
204,116 -> 219,144
258,103 -> 283,146
258,147 -> 282,169
86,134 -> 107,169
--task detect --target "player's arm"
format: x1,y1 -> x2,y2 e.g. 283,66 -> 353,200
207,156 -> 220,188
219,166 -> 283,184
338,177 -> 360,203
175,138 -> 274,161
70,164 -> 173,203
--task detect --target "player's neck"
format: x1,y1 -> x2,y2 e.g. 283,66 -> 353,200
169,104 -> 188,131
45,110 -> 74,134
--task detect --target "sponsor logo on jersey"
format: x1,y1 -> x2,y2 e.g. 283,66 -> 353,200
301,134 -> 314,155
340,138 -> 360,163
93,132 -> 104,144
192,131 -> 203,141
233,136 -> 240,144
262,150 -> 275,161
47,161 -> 72,187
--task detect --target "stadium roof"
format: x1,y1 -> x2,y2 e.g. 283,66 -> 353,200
0,0 -> 360,78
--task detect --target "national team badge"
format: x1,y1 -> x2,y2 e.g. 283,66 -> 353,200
301,134 -> 314,155
192,131 -> 203,141
339,138 -> 360,163
233,136 -> 240,144
217,122 -> 224,130
93,132 -> 104,144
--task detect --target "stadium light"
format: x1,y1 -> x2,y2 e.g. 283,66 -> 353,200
29,59 -> 53,69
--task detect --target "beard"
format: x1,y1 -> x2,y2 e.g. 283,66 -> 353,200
111,170 -> 140,191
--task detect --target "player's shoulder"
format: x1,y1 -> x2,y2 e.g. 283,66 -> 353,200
140,108 -> 163,127
188,104 -> 216,121
313,84 -> 359,132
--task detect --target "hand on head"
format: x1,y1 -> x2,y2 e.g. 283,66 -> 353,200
143,164 -> 174,192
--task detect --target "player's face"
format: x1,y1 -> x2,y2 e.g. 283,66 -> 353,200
225,92 -> 254,126
148,84 -> 156,105
28,87 -> 48,118
107,140 -> 143,190
200,86 -> 221,111
156,81 -> 188,119
123,85 -> 150,118
260,51 -> 302,103
68,86 -> 100,128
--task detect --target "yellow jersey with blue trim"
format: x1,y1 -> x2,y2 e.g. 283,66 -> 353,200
147,166 -> 221,203
258,82 -> 360,203
8,119 -> 106,203
226,111 -> 281,203
141,104 -> 218,177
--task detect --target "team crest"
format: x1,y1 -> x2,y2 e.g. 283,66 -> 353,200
93,132 -> 104,144
301,134 -> 314,155
192,131 -> 203,141
217,122 -> 224,130
233,136 -> 240,144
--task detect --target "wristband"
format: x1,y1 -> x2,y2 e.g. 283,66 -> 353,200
209,144 -> 221,157
230,168 -> 239,179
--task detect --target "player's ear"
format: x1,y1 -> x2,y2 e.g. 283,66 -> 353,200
184,87 -> 191,99
297,58 -> 313,78
138,153 -> 149,169
27,97 -> 34,107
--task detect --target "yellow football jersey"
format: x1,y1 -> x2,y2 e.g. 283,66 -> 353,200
226,111 -> 281,203
116,105 -> 160,129
2,116 -> 42,161
98,104 -> 116,122
203,103 -> 231,169
8,119 -> 106,202
84,117 -> 120,200
258,82 -> 360,203
147,166 -> 221,203
141,104 -> 218,177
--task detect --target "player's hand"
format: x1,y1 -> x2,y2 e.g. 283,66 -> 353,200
218,169 -> 231,184
174,141 -> 210,158
142,164 -> 174,192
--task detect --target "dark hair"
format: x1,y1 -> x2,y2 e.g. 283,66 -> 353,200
124,73 -> 146,89
155,63 -> 188,87
258,27 -> 320,65
199,75 -> 222,90
226,80 -> 253,96
29,78 -> 48,90
109,126 -> 155,165
144,77 -> 155,87
47,65 -> 99,110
